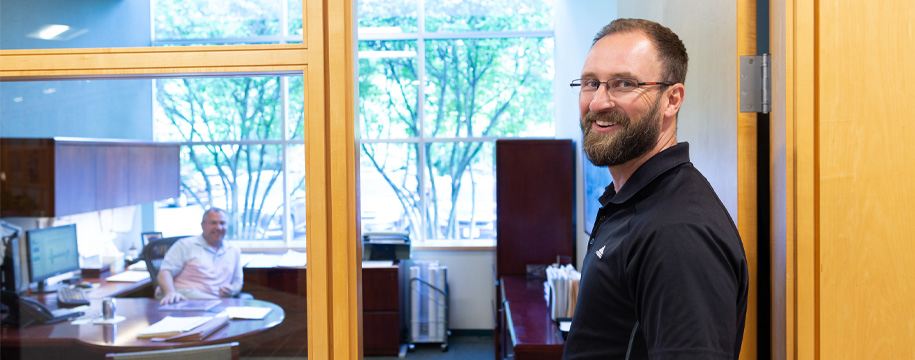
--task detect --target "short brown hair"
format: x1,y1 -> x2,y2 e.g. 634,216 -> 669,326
593,18 -> 688,85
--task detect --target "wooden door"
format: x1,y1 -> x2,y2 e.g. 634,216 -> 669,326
771,0 -> 915,359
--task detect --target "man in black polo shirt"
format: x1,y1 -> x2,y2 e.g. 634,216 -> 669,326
562,19 -> 749,360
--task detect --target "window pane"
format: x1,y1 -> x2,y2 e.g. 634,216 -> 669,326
0,0 -> 151,50
154,77 -> 284,142
424,37 -> 554,138
425,142 -> 495,240
360,143 -> 419,239
288,76 -> 306,140
154,0 -> 300,43
359,40 -> 419,139
162,144 -> 286,240
357,0 -> 418,34
287,144 -> 307,241
424,0 -> 553,32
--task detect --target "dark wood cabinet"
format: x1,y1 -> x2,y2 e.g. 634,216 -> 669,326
241,263 -> 404,357
362,263 -> 404,355
0,138 -> 179,217
494,139 -> 575,360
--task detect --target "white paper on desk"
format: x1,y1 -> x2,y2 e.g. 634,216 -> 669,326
362,260 -> 394,268
105,270 -> 150,282
242,254 -> 280,268
127,261 -> 147,271
277,250 -> 307,267
137,316 -> 211,337
224,306 -> 272,320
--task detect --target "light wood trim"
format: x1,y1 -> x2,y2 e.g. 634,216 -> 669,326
0,44 -> 307,78
791,0 -> 817,359
775,0 -> 818,359
305,0 -> 331,359
305,0 -> 358,359
736,1 -> 758,359
327,0 -> 360,359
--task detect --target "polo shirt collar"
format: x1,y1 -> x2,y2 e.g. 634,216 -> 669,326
598,142 -> 691,206
194,235 -> 225,254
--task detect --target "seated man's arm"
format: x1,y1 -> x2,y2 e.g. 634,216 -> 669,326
158,269 -> 186,304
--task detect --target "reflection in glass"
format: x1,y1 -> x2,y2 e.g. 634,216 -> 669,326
154,75 -> 305,243
286,144 -> 307,241
425,142 -> 495,240
155,77 -> 283,142
424,37 -> 554,138
154,0 -> 298,42
358,0 -> 419,33
0,0 -> 151,50
288,76 -> 306,140
360,143 -> 419,239
424,0 -> 553,32
359,40 -> 419,139
173,145 -> 285,241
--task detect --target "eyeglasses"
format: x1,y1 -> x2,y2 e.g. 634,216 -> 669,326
570,78 -> 675,95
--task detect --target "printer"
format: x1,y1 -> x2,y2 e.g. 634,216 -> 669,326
362,231 -> 410,261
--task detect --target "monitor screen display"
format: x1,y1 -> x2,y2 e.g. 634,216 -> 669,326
26,224 -> 80,287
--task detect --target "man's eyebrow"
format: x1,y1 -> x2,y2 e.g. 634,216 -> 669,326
579,71 -> 637,79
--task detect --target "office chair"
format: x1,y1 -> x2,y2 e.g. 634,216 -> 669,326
141,236 -> 252,300
141,235 -> 186,290
105,341 -> 239,360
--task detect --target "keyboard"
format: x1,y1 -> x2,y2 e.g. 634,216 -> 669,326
57,287 -> 90,307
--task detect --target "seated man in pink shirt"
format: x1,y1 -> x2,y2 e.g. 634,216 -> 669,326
158,208 -> 243,305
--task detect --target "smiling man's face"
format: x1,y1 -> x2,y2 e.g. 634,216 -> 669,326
578,31 -> 667,167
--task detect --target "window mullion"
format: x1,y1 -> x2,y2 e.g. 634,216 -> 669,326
417,0 -> 427,242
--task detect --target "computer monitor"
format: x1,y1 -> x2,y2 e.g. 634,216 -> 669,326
25,224 -> 80,293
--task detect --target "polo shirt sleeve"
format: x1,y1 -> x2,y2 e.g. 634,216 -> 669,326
159,238 -> 189,275
626,223 -> 742,360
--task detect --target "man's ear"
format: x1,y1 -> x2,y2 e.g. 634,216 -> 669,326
663,84 -> 685,118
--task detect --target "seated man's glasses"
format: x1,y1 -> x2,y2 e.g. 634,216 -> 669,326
571,78 -> 675,96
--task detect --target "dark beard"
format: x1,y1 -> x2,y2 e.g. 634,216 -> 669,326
580,96 -> 662,167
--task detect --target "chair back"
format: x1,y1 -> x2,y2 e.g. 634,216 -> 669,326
141,236 -> 186,289
105,341 -> 239,360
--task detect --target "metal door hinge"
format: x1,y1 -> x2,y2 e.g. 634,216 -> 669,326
739,54 -> 770,114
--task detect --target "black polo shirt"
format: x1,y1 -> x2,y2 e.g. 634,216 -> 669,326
563,142 -> 748,360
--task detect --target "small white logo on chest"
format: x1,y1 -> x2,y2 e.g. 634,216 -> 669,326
595,245 -> 606,259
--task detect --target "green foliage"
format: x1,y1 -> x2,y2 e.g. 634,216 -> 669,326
155,0 -> 284,40
357,2 -> 555,239
155,77 -> 287,240
424,0 -> 553,32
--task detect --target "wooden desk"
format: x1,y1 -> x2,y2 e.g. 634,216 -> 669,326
28,272 -> 153,305
0,298 -> 283,360
498,275 -> 565,360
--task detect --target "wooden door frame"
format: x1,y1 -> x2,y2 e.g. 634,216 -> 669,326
769,0 -> 816,359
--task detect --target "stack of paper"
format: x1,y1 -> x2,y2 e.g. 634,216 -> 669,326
105,271 -> 150,282
155,315 -> 229,342
224,306 -> 272,320
546,264 -> 581,321
136,316 -> 212,339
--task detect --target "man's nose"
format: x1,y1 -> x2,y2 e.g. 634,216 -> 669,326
588,87 -> 616,113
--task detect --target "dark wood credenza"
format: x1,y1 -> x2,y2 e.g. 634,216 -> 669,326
494,139 -> 575,360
